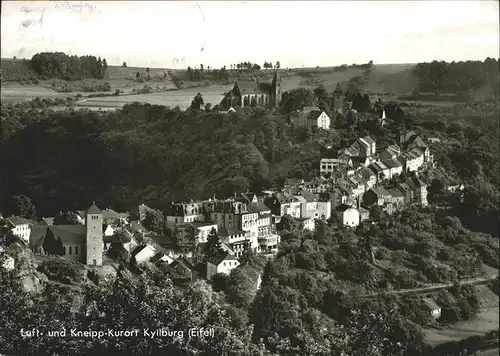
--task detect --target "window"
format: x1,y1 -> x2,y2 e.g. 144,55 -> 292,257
75,246 -> 79,255
63,246 -> 67,255
223,262 -> 226,267
69,246 -> 72,255
93,259 -> 97,266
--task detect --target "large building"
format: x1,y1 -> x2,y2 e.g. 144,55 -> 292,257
30,203 -> 104,266
220,71 -> 282,109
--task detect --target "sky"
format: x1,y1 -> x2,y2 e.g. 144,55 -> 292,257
1,1 -> 499,69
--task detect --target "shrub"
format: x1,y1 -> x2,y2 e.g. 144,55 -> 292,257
37,257 -> 83,285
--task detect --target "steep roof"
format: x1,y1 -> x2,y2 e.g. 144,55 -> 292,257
381,158 -> 402,169
247,203 -> 271,214
218,227 -> 246,237
387,188 -> 405,198
86,202 -> 102,215
207,252 -> 238,266
6,216 -> 31,226
363,136 -> 376,145
235,81 -> 270,95
30,225 -> 87,248
422,298 -> 440,311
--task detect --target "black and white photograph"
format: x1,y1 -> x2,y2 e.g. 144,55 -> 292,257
0,0 -> 499,355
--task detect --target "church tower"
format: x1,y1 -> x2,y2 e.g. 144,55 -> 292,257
332,82 -> 344,115
271,71 -> 282,108
85,202 -> 103,266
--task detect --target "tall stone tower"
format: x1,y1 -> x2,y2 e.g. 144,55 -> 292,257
332,82 -> 344,115
271,71 -> 282,108
85,202 -> 103,266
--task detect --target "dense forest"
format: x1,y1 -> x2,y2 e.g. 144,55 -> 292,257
1,87 -> 499,236
413,58 -> 500,96
30,52 -> 108,80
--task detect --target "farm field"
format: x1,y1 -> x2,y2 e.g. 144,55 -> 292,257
75,84 -> 233,110
424,307 -> 499,346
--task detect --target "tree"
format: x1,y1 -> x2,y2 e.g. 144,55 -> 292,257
142,211 -> 164,235
122,62 -> 127,67
204,103 -> 212,112
42,228 -> 63,255
275,61 -> 281,69
53,211 -> 79,225
205,227 -> 223,258
277,214 -> 297,232
11,195 -> 36,219
190,93 -> 204,110
314,86 -> 329,110
200,64 -> 204,71
280,88 -> 317,114
146,67 -> 150,80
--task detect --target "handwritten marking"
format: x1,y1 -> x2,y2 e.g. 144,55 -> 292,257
54,1 -> 99,14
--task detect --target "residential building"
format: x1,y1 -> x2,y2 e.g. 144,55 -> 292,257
133,244 -> 157,265
296,107 -> 331,130
236,263 -> 262,292
103,224 -> 116,237
386,188 -> 406,208
423,298 -> 442,319
320,158 -> 342,174
294,190 -> 319,219
363,187 -> 393,207
264,193 -> 301,219
173,221 -> 218,253
130,203 -> 159,222
166,259 -> 194,285
166,201 -> 205,227
406,177 -> 428,206
219,71 -> 282,109
101,208 -> 129,225
358,207 -> 370,222
368,161 -> 390,181
317,200 -> 332,220
29,203 -> 104,266
335,204 -> 360,227
0,246 -> 15,271
6,216 -> 31,244
206,253 -> 240,280
297,217 -> 315,231
357,167 -> 377,190
381,158 -> 403,179
218,227 -> 249,257
247,202 -> 279,254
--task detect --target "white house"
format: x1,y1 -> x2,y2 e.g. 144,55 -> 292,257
380,158 -> 403,179
6,216 -> 31,244
320,158 -> 342,175
192,221 -> 218,244
206,253 -> 240,280
104,224 -> 116,237
315,111 -> 331,130
423,298 -> 442,319
0,246 -> 15,271
298,217 -> 315,231
335,205 -> 360,227
317,201 -> 331,220
133,244 -> 157,265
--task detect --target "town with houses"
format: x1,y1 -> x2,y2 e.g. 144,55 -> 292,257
1,121 -> 445,290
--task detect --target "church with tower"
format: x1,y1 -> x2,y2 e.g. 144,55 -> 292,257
30,202 -> 104,266
220,71 -> 282,109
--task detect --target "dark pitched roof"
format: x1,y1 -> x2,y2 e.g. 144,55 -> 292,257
218,227 -> 246,237
235,81 -> 270,95
335,204 -> 354,212
6,216 -> 31,226
387,188 -> 405,198
381,158 -> 402,169
86,202 -> 102,215
247,203 -> 271,214
207,252 -> 238,266
423,298 -> 440,311
363,136 -> 376,145
30,225 -> 87,248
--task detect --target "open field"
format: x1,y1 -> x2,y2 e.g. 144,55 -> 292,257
424,307 -> 499,346
75,84 -> 232,110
